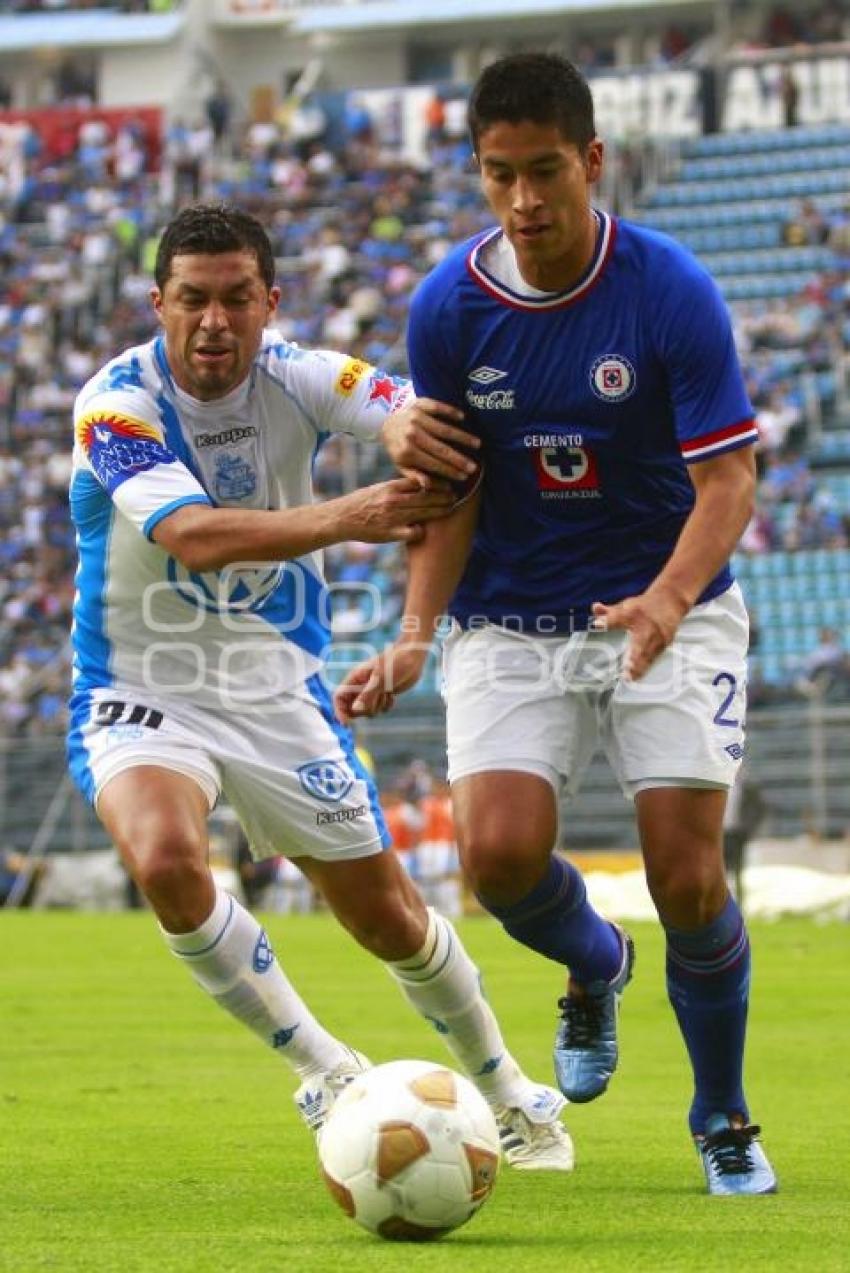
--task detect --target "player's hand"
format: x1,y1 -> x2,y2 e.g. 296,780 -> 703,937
591,586 -> 690,680
381,399 -> 480,485
334,477 -> 455,544
334,643 -> 430,724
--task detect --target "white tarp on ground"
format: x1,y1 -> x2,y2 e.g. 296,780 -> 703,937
18,850 -> 850,920
585,865 -> 850,923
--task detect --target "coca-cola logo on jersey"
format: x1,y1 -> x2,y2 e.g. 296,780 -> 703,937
465,388 -> 516,410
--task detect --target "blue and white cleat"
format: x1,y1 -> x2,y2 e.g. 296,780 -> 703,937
294,1048 -> 371,1138
554,927 -> 634,1103
696,1114 -> 778,1196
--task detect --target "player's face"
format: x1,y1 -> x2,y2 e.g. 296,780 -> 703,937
151,251 -> 279,400
476,120 -> 603,291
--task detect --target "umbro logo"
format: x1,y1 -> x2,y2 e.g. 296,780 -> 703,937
468,366 -> 507,385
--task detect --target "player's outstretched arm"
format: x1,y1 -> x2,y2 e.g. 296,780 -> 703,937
334,489 -> 480,724
151,477 -> 456,572
593,447 -> 756,680
381,398 -> 481,484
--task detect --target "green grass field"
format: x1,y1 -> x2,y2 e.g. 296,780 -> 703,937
3,913 -> 849,1272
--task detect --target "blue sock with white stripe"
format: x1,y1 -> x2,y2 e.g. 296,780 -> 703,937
664,895 -> 751,1135
481,855 -> 623,983
163,886 -> 348,1079
388,908 -> 528,1107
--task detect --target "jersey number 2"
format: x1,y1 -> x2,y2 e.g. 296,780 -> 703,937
712,673 -> 739,728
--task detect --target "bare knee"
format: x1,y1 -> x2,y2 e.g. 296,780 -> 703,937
460,833 -> 548,905
646,858 -> 727,929
112,816 -> 211,929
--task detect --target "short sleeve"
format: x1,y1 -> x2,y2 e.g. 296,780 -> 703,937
653,256 -> 758,464
74,388 -> 211,539
407,274 -> 466,409
275,346 -> 414,442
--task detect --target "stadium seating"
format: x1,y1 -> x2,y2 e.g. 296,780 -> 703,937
1,89 -> 850,853
633,122 -> 850,709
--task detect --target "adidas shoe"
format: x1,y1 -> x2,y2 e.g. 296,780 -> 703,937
493,1084 -> 575,1171
293,1048 -> 371,1137
554,926 -> 635,1103
696,1114 -> 778,1196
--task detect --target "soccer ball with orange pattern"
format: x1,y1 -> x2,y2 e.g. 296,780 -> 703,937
317,1058 -> 500,1241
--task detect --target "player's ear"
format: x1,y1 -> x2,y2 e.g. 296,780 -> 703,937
150,287 -> 163,321
267,285 -> 281,319
584,139 -> 604,183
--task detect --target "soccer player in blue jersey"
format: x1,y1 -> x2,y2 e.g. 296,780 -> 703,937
336,54 -> 777,1195
66,204 -> 573,1170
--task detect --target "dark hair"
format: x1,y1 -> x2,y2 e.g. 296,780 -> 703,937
154,204 -> 276,291
467,53 -> 596,153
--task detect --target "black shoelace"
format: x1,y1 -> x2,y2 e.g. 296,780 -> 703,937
702,1124 -> 761,1176
557,993 -> 605,1047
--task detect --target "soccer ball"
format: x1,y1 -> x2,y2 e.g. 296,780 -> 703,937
318,1058 -> 500,1241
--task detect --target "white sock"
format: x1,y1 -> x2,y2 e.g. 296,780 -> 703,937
162,888 -> 349,1080
387,908 -> 528,1106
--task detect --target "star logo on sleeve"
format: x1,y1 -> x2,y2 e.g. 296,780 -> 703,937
368,372 -> 407,411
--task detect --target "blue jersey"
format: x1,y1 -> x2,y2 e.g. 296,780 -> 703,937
407,212 -> 757,633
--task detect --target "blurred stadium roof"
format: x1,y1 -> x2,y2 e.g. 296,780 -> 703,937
292,0 -> 711,34
0,9 -> 183,51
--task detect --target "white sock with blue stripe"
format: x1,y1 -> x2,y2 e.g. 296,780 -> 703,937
162,887 -> 349,1079
387,908 -> 527,1107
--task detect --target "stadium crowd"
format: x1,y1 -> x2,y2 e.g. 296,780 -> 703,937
1,92 -> 850,738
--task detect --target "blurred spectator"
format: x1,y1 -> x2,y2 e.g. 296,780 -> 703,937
783,198 -> 829,247
204,80 -> 233,154
659,24 -> 693,62
810,1 -> 847,43
780,65 -> 799,128
763,6 -> 807,47
797,626 -> 849,696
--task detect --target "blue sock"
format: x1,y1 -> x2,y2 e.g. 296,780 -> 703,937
664,895 -> 751,1136
480,855 -> 623,983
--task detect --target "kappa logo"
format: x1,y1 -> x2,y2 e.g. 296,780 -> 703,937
195,425 -> 258,449
298,759 -> 353,803
468,365 -> 507,385
252,930 -> 275,973
589,353 -> 636,402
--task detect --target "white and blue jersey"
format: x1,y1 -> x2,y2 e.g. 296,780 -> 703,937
67,332 -> 409,856
408,212 -> 757,633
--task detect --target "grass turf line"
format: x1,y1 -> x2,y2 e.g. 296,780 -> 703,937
2,913 -> 849,1272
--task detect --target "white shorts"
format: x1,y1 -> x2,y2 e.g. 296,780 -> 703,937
442,584 -> 749,802
68,675 -> 388,862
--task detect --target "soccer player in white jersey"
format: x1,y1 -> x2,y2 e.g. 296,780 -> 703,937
336,55 -> 777,1195
66,204 -> 573,1170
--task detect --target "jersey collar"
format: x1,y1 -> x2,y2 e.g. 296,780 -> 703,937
466,210 -> 616,311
